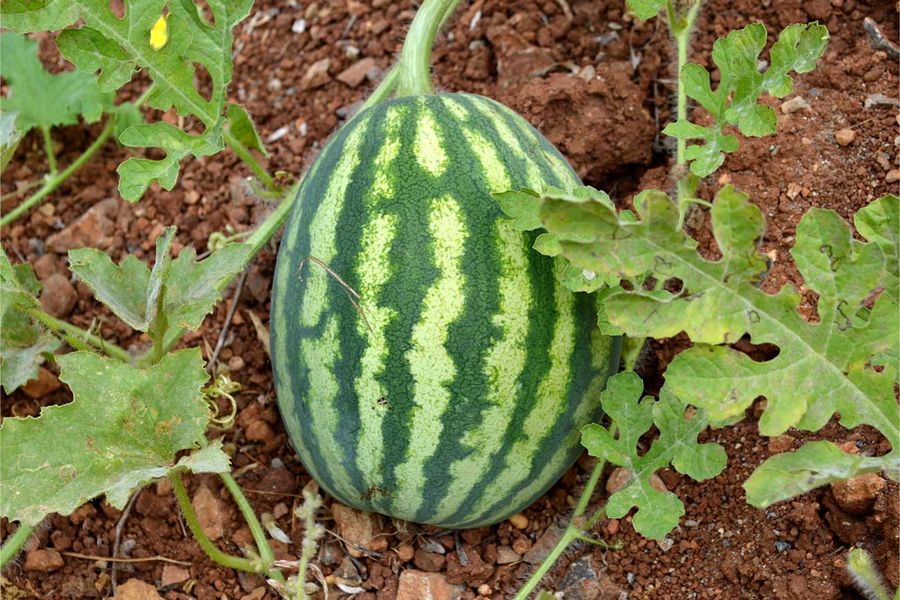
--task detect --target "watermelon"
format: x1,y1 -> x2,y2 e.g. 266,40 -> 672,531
271,93 -> 620,528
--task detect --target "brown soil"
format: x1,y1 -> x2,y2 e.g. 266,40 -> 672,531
2,0 -> 898,599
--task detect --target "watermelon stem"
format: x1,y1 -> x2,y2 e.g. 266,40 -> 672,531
395,0 -> 461,96
0,522 -> 34,569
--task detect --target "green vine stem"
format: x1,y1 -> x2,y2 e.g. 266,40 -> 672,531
1,84 -> 158,228
359,66 -> 400,113
0,523 -> 34,569
1,117 -> 115,227
513,450 -> 616,600
395,0 -> 461,96
40,125 -> 58,175
220,472 -> 285,584
27,307 -> 132,362
224,129 -> 277,193
666,0 -> 703,227
170,472 -> 277,576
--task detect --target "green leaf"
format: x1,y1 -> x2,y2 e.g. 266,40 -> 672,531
0,251 -> 61,393
0,349 -> 228,526
226,103 -> 267,156
162,243 -> 251,331
68,227 -> 176,331
4,0 -> 254,202
625,0 -> 666,20
856,194 -> 899,303
0,32 -> 109,134
0,111 -> 22,171
665,23 -> 828,177
581,372 -> 726,539
744,441 -> 899,507
532,186 -> 899,504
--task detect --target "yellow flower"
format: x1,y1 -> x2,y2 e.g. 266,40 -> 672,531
149,15 -> 168,50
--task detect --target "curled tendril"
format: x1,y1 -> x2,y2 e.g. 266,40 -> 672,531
202,374 -> 241,430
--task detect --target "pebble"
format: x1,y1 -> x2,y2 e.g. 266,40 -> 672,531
113,578 -> 164,600
46,197 -> 119,252
780,96 -> 810,113
606,519 -> 620,535
243,420 -> 276,447
496,545 -> 520,564
300,58 -> 331,90
396,542 -> 415,562
22,367 -> 62,398
511,536 -> 532,555
332,502 -> 382,557
768,434 -> 795,454
396,569 -> 462,600
656,537 -> 674,552
413,548 -> 446,572
834,128 -> 856,146
227,355 -> 245,371
39,273 -> 78,317
24,548 -> 64,572
864,93 -> 900,109
885,169 -> 900,184
160,565 -> 190,587
649,473 -> 668,493
606,467 -> 632,493
477,583 -> 492,596
336,57 -> 378,88
32,253 -> 62,280
191,486 -> 226,540
832,473 -> 886,514
507,512 -> 528,529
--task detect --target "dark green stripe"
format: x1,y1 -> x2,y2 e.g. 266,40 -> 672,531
375,99 -> 443,515
328,108 -> 395,503
463,291 -> 599,528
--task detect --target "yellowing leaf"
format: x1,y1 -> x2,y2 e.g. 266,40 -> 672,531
149,15 -> 168,50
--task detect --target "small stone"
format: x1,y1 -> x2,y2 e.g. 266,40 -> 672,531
332,503 -> 380,557
113,579 -> 164,600
786,182 -> 802,199
511,536 -> 532,555
239,588 -> 266,600
477,584 -> 492,596
160,565 -> 190,587
507,513 -> 528,529
191,486 -> 226,540
523,524 -> 564,564
25,548 -> 64,572
656,537 -> 674,552
46,198 -> 119,252
300,58 -> 331,90
244,420 -> 276,447
496,545 -> 520,564
606,519 -> 620,535
40,273 -> 77,317
22,367 -> 62,398
886,169 -> 900,184
227,355 -> 245,371
336,57 -> 378,87
835,128 -> 857,146
780,96 -> 810,113
768,434 -> 796,454
832,473 -> 887,515
33,253 -> 62,280
648,473 -> 668,493
606,467 -> 632,493
396,542 -> 415,562
413,548 -> 445,572
396,570 -> 462,600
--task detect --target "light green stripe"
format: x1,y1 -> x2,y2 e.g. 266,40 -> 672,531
353,212 -> 398,489
460,126 -> 512,191
432,221 -> 532,522
495,330 -> 612,525
392,195 -> 468,517
370,106 -> 405,200
466,281 -> 576,518
440,96 -> 470,120
413,104 -> 447,177
296,117 -> 370,501
468,98 -> 543,186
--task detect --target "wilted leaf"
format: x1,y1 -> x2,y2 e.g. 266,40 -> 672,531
0,349 -> 228,526
226,103 -> 267,155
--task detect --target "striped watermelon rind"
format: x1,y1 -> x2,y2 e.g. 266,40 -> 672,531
271,93 -> 620,528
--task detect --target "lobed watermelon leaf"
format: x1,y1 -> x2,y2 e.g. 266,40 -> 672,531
663,23 -> 829,177
69,226 -> 251,336
1,0 -> 256,201
625,0 -> 667,20
502,185 -> 899,506
0,251 -> 62,394
582,372 -> 726,540
0,349 -> 229,526
0,32 -> 110,135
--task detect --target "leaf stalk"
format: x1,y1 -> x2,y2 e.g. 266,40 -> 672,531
0,523 -> 34,569
27,307 -> 131,362
224,129 -> 278,193
220,472 -> 285,584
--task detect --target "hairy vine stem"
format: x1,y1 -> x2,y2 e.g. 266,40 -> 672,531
0,523 -> 34,569
395,0 -> 462,96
